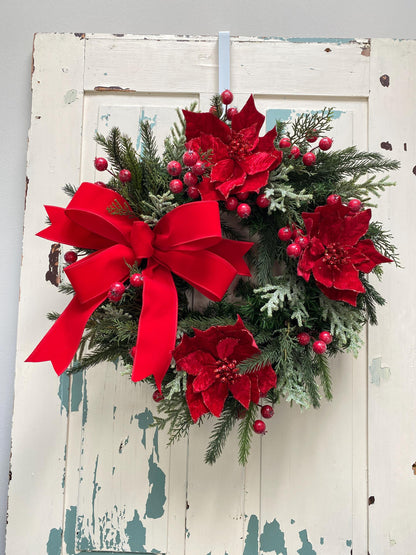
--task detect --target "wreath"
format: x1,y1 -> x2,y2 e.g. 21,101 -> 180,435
27,91 -> 399,464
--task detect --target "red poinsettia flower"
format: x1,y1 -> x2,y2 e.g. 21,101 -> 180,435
297,198 -> 392,305
183,96 -> 283,200
172,316 -> 277,422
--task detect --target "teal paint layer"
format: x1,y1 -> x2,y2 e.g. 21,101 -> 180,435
266,109 -> 344,132
145,452 -> 166,519
64,506 -> 77,554
297,529 -> 316,555
135,408 -> 154,448
58,373 -> 69,415
70,371 -> 84,412
346,539 -> 352,547
92,455 -> 99,534
260,519 -> 287,554
82,375 -> 88,426
291,519 -> 295,525
261,37 -> 354,45
320,537 -> 324,545
153,427 -> 160,462
243,514 -> 259,555
125,510 -> 146,552
47,528 -> 62,555
370,357 -> 391,385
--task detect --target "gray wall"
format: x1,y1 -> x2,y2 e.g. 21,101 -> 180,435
1,1 -> 415,552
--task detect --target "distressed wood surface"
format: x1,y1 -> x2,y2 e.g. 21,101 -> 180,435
368,39 -> 416,554
9,34 -> 412,554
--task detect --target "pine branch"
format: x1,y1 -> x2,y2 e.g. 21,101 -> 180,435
314,354 -> 333,401
204,403 -> 237,464
63,183 -> 78,198
95,127 -> 124,169
238,402 -> 257,466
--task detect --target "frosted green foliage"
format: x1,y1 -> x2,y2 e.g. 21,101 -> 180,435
255,276 -> 309,326
165,371 -> 187,400
281,381 -> 312,410
265,165 -> 312,217
140,191 -> 178,226
319,295 -> 364,355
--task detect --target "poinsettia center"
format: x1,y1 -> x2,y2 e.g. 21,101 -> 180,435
227,131 -> 253,161
323,242 -> 349,269
214,359 -> 239,383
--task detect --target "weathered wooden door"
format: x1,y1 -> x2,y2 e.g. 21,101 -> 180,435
7,35 -> 416,554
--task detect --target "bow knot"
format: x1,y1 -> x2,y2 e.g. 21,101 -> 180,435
130,221 -> 155,260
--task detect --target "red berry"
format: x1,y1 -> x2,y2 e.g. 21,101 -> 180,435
167,160 -> 182,176
278,226 -> 293,241
184,171 -> 198,187
94,181 -> 106,187
291,225 -> 301,239
261,405 -> 274,419
64,250 -> 78,264
226,107 -> 238,120
183,150 -> 199,167
289,145 -> 301,159
295,235 -> 309,249
221,89 -> 234,105
327,194 -> 341,205
256,193 -> 271,208
225,196 -> 238,211
119,169 -> 132,182
253,420 -> 266,434
129,346 -> 136,358
306,129 -> 318,143
348,198 -> 362,212
209,106 -> 218,116
236,191 -> 249,201
303,152 -> 316,166
187,186 -> 200,200
191,161 -> 206,176
108,282 -> 126,302
169,179 -> 184,194
152,390 -> 164,403
297,332 -> 311,346
279,137 -> 291,148
94,157 -> 108,171
319,137 -> 333,151
287,243 -> 302,258
319,331 -> 333,345
130,273 -> 143,287
237,203 -> 251,218
313,340 -> 327,354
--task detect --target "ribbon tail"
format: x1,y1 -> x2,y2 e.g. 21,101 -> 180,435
132,264 -> 178,391
26,294 -> 104,375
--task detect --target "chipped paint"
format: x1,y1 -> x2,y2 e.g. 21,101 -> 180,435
119,436 -> 129,453
70,371 -> 84,412
370,357 -> 391,385
113,406 -> 117,419
58,373 -> 69,415
145,452 -> 166,519
361,44 -> 371,57
135,408 -> 154,448
297,529 -> 316,555
243,514 -> 259,555
125,510 -> 146,551
94,86 -> 137,92
266,108 -> 344,132
136,109 -> 158,153
92,455 -> 99,534
291,519 -> 295,524
261,37 -> 355,45
320,537 -> 324,545
64,506 -> 77,554
260,519 -> 287,554
46,243 -> 61,286
381,141 -> 393,151
153,427 -> 160,462
82,375 -> 88,425
64,89 -> 78,104
346,539 -> 352,547
380,74 -> 390,87
46,528 -> 62,555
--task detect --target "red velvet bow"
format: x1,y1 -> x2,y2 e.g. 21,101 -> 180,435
27,183 -> 253,389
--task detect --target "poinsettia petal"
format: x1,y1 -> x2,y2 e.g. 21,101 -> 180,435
176,350 -> 217,375
302,212 -> 321,237
250,374 -> 260,404
312,260 -> 334,288
332,262 -> 365,293
231,95 -> 265,134
238,124 -> 260,151
187,134 -> 229,165
256,127 -> 277,152
229,375 -> 251,408
198,177 -> 225,201
256,364 -> 277,396
216,168 -> 246,198
186,378 -> 209,422
183,110 -> 231,143
238,171 -> 269,193
192,368 -> 218,393
239,152 -> 277,175
356,239 -> 392,272
309,237 -> 325,257
317,283 -> 359,306
202,381 -> 229,417
211,158 -> 235,182
298,247 -> 318,275
341,209 -> 372,246
217,337 -> 240,360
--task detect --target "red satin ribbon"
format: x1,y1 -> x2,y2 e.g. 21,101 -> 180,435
27,182 -> 253,389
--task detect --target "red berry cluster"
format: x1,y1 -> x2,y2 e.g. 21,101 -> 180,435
326,193 -> 362,213
107,273 -> 144,304
277,224 -> 309,259
278,132 -> 333,168
224,190 -> 271,219
297,330 -> 333,354
167,150 -> 207,199
253,404 -> 275,435
93,157 -> 132,186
